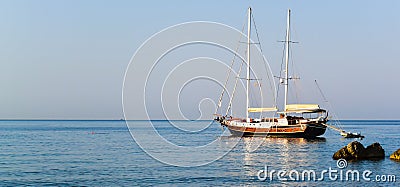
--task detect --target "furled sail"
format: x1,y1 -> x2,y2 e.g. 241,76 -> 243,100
248,107 -> 278,113
286,104 -> 319,110
285,104 -> 325,113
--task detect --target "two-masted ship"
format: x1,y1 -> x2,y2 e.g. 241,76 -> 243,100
214,8 -> 328,138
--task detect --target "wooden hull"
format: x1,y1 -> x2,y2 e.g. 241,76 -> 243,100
223,123 -> 326,138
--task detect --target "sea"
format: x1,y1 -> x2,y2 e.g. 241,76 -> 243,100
1,120 -> 399,186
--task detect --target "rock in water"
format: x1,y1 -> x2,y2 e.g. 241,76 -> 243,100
363,142 -> 385,159
333,141 -> 364,160
346,141 -> 365,157
333,141 -> 385,160
390,149 -> 400,161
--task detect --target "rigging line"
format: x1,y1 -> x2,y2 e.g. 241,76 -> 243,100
253,11 -> 277,106
257,43 -> 277,108
216,38 -> 241,111
314,80 -> 327,102
216,13 -> 247,114
250,10 -> 275,107
276,38 -> 287,108
314,80 -> 344,130
260,55 -> 277,107
249,80 -> 259,110
251,10 -> 277,107
225,59 -> 245,116
263,62 -> 277,107
289,43 -> 300,103
249,68 -> 260,110
239,42 -> 260,44
251,12 -> 263,52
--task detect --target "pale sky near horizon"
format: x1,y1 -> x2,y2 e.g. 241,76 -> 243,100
1,0 -> 399,120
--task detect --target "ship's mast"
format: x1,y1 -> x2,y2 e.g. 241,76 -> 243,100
246,7 -> 251,122
284,9 -> 291,112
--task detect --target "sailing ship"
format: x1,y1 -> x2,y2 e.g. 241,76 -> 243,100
214,8 -> 328,138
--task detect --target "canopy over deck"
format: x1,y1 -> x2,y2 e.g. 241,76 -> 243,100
248,107 -> 278,113
281,104 -> 326,114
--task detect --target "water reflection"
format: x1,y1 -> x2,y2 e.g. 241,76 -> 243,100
239,137 -> 327,179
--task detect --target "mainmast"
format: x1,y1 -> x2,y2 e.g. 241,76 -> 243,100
284,9 -> 291,112
246,7 -> 251,122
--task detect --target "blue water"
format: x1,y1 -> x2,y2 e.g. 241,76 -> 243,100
1,120 -> 399,186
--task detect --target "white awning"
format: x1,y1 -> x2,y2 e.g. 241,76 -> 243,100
285,104 -> 320,111
248,107 -> 278,113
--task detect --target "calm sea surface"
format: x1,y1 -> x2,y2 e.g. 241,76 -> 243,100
1,120 -> 399,186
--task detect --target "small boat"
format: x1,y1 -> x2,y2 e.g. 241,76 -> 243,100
340,131 -> 365,138
214,8 -> 328,138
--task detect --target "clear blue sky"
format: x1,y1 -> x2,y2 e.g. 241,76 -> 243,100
1,0 -> 399,119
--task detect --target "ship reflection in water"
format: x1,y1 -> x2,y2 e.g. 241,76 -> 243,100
239,137 -> 327,181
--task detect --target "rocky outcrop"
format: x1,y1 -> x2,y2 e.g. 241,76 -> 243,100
333,141 -> 385,160
333,141 -> 364,160
390,149 -> 400,161
364,143 -> 385,159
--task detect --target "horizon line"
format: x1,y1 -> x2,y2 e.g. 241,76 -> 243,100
1,118 -> 400,121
